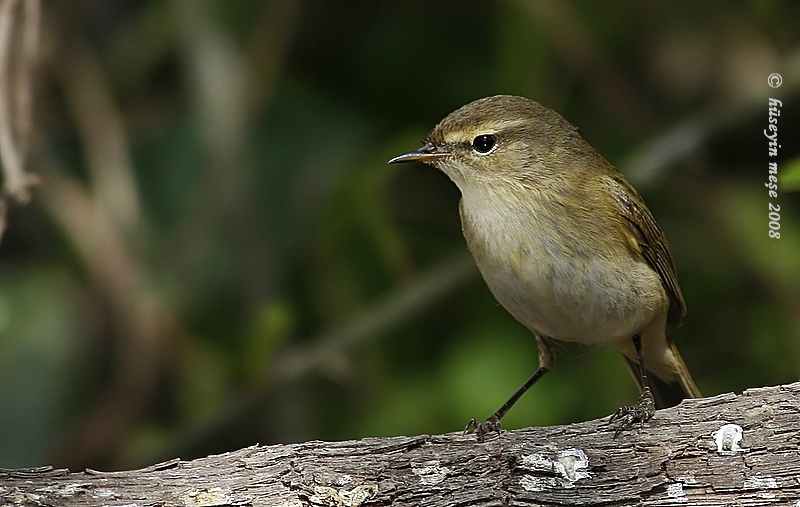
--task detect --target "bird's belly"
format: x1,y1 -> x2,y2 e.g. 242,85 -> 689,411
474,239 -> 665,346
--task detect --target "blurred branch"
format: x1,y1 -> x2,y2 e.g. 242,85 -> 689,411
170,0 -> 282,306
623,48 -> 800,187
246,0 -> 299,111
272,252 -> 478,382
153,252 -> 479,463
14,0 -> 37,159
31,27 -> 174,467
518,0 -> 653,126
176,0 -> 254,210
39,160 -> 179,469
0,0 -> 40,236
58,42 -> 141,233
37,0 -> 301,467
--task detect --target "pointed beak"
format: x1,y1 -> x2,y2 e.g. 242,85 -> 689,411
388,143 -> 449,164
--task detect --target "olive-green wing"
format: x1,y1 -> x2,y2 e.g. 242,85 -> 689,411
611,175 -> 686,326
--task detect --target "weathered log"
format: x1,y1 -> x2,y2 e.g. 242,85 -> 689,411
2,383 -> 798,506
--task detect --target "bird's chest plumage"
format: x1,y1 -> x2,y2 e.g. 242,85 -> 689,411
458,191 -> 665,345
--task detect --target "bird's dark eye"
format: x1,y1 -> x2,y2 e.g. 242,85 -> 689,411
472,134 -> 496,154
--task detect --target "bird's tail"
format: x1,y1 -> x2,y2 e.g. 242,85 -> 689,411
622,337 -> 700,409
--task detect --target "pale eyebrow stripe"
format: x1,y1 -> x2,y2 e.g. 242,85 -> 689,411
442,119 -> 528,144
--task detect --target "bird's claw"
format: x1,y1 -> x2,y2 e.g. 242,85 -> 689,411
609,387 -> 656,437
464,415 -> 502,442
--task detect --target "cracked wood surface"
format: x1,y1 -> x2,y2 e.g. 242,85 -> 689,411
1,383 -> 799,506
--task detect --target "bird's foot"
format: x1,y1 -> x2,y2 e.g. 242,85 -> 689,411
609,387 -> 656,437
464,415 -> 502,442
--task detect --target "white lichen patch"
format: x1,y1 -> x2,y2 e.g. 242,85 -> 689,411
335,474 -> 353,486
182,487 -> 234,506
518,448 -> 591,490
744,476 -> 779,489
666,482 -> 687,503
555,448 -> 592,482
90,488 -> 122,500
519,453 -> 553,473
711,424 -> 747,455
308,484 -> 378,507
675,475 -> 698,485
0,488 -> 44,505
520,475 -> 555,492
412,460 -> 451,486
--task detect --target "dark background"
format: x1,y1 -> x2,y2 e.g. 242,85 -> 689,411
1,0 -> 799,470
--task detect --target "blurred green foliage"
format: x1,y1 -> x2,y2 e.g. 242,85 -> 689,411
0,0 -> 798,471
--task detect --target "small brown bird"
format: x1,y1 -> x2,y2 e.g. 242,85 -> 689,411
389,95 -> 699,440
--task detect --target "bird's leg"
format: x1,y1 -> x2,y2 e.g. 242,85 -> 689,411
610,333 -> 656,436
465,336 -> 555,442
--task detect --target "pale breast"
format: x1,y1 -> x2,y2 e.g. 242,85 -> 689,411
459,190 -> 667,346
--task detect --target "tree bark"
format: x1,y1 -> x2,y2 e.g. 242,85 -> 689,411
2,382 -> 799,507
